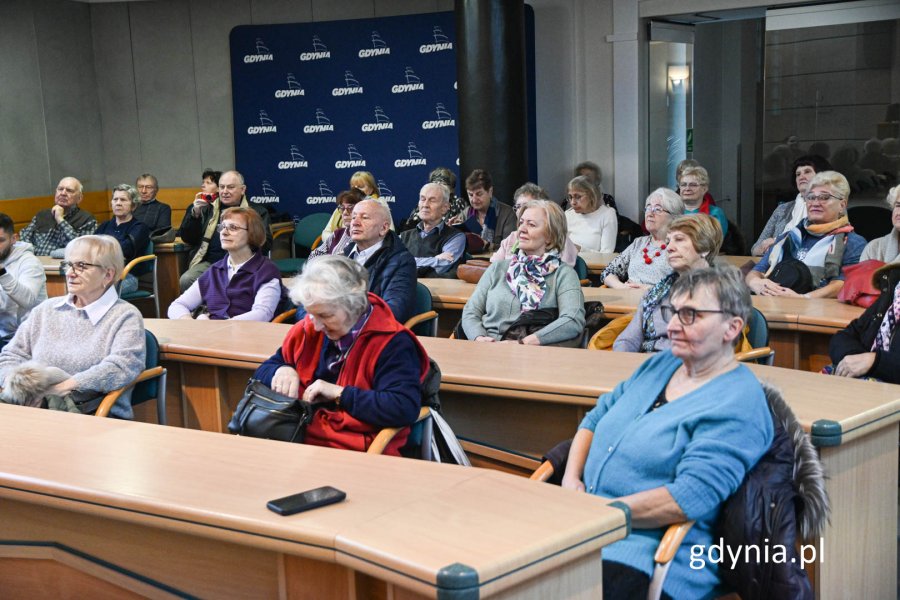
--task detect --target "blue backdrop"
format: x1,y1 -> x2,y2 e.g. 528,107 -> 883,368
230,12 -> 459,222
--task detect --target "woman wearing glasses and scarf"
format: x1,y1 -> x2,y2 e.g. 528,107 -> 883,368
563,267 -> 773,599
0,235 -> 145,419
169,207 -> 283,321
602,188 -> 685,289
614,214 -> 722,353
461,200 -> 585,345
746,171 -> 866,299
678,166 -> 729,237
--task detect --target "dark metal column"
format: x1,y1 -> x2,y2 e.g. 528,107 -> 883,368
455,0 -> 528,203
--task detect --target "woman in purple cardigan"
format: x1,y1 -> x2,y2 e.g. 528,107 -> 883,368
168,207 -> 282,321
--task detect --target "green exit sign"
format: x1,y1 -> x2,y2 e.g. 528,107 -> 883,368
687,128 -> 693,152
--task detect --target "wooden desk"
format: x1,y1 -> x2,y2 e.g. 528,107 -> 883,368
153,240 -> 191,314
38,256 -> 65,297
0,403 -> 626,599
578,251 -> 757,276
142,320 -> 899,598
419,279 -> 864,371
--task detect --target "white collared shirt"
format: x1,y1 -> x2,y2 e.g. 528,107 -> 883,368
349,239 -> 384,265
227,256 -> 251,280
63,284 -> 120,326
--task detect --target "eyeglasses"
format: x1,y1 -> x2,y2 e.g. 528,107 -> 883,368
679,182 -> 702,190
60,261 -> 101,275
660,304 -> 731,326
566,193 -> 586,202
137,185 -> 156,191
339,203 -> 357,213
217,223 -> 248,234
805,192 -> 842,204
645,205 -> 671,214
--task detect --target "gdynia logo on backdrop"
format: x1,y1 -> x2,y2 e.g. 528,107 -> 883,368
300,35 -> 331,61
303,109 -> 334,133
336,144 -> 366,169
248,110 -> 277,134
392,67 -> 424,94
362,106 -> 394,132
422,103 -> 455,129
395,142 -> 426,167
377,180 -> 396,204
333,71 -> 364,96
359,31 -> 391,58
275,73 -> 305,98
307,180 -> 337,205
278,146 -> 308,170
244,38 -> 274,63
251,181 -> 280,204
419,26 -> 452,53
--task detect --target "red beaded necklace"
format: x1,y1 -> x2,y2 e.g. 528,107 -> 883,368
642,240 -> 667,264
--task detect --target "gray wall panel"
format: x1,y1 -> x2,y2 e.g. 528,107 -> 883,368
91,3 -> 142,188
375,1 -> 441,17
311,0 -> 374,22
33,0 -> 105,192
129,0 -> 201,187
190,0 -> 252,175
0,1 -> 50,199
250,0 -> 312,25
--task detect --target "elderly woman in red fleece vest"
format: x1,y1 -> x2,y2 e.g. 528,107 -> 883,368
253,255 -> 429,455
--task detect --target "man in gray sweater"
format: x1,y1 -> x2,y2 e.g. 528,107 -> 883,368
0,213 -> 47,351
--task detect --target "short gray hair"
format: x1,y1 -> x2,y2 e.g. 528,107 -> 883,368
647,187 -> 684,216
112,183 -> 139,209
421,182 -> 450,206
669,265 -> 752,344
65,234 -> 125,284
290,255 -> 369,320
807,170 -> 850,200
514,182 -> 549,202
887,185 -> 900,209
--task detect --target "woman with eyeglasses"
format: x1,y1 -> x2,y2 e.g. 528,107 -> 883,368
564,175 -> 617,253
614,214 -> 722,353
746,171 -> 866,299
168,207 -> 283,321
490,182 -> 579,266
0,235 -> 145,418
308,189 -> 365,260
562,267 -> 773,599
751,155 -> 832,257
602,188 -> 685,289
678,166 -> 728,238
321,171 -> 393,242
95,184 -> 151,295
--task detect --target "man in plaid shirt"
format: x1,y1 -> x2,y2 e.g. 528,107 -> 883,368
20,177 -> 97,256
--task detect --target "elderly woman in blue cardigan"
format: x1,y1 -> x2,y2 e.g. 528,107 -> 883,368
169,207 -> 282,321
562,267 -> 773,599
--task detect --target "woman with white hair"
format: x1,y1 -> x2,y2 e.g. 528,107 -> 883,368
860,185 -> 900,264
95,184 -> 151,294
0,235 -> 145,418
253,255 -> 428,455
602,188 -> 685,289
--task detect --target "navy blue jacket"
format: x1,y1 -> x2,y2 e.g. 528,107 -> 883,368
344,231 -> 416,324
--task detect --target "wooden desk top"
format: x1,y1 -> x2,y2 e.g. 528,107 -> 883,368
145,320 -> 899,447
38,255 -> 62,274
0,402 -> 626,597
578,251 -> 756,273
419,278 -> 863,332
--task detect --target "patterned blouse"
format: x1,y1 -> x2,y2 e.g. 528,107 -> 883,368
601,235 -> 673,286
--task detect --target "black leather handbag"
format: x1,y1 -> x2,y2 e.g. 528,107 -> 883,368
227,379 -> 317,443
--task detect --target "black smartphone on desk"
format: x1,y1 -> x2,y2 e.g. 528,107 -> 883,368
267,486 -> 347,516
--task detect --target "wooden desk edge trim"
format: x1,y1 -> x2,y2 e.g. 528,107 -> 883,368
161,351 -> 263,371
441,382 -> 597,406
0,480 -> 625,598
812,405 -> 900,446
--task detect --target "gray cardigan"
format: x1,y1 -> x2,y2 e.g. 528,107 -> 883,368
612,296 -> 671,353
461,259 -> 585,344
752,198 -> 800,256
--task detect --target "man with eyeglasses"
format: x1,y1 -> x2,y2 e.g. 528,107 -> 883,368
178,170 -> 272,291
20,177 -> 97,257
399,182 -> 466,277
132,173 -> 172,234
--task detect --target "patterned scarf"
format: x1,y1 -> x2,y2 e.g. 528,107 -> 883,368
505,250 -> 561,312
872,281 -> 900,352
640,272 -> 678,353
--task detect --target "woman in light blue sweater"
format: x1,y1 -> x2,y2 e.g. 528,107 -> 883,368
461,200 -> 585,345
563,267 -> 773,599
